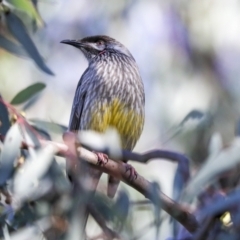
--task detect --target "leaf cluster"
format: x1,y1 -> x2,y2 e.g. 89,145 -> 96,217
0,0 -> 54,75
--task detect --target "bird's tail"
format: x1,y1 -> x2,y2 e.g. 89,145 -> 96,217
81,167 -> 103,229
86,167 -> 103,193
107,175 -> 120,198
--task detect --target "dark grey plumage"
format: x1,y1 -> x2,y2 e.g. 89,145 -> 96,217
61,35 -> 145,197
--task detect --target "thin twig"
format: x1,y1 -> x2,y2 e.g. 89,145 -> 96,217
130,200 -> 151,205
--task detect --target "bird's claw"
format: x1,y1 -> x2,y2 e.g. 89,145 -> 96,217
125,163 -> 137,181
94,152 -> 109,166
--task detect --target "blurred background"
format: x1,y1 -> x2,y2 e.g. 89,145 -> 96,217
1,0 -> 240,238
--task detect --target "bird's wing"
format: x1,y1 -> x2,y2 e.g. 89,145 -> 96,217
68,76 -> 87,131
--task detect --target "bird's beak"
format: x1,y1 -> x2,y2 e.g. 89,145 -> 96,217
60,39 -> 86,48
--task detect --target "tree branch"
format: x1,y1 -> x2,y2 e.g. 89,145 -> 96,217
39,137 -> 199,233
81,147 -> 198,232
2,131 -> 198,233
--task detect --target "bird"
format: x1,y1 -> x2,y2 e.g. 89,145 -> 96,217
61,35 -> 145,198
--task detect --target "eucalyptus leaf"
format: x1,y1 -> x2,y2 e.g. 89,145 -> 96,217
20,122 -> 41,149
173,154 -> 190,201
31,125 -> 51,140
0,34 -> 27,57
31,0 -> 38,8
0,124 -> 22,186
13,144 -> 57,201
10,82 -> 46,105
29,118 -> 67,134
8,0 -> 44,28
5,12 -> 54,75
0,96 -> 11,136
179,109 -> 205,127
182,136 -> 240,203
161,110 -> 212,146
22,94 -> 41,110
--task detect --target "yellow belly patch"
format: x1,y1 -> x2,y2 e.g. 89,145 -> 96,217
89,98 -> 144,149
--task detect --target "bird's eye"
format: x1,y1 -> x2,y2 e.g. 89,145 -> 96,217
96,40 -> 104,46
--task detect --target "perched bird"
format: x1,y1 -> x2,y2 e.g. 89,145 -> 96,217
61,35 -> 145,198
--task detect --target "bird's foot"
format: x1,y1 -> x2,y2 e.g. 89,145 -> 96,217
125,163 -> 137,181
94,152 -> 109,166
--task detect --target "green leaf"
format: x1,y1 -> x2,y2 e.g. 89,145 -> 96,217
0,34 -> 27,57
29,119 -> 68,134
11,82 -> 46,105
8,0 -> 44,28
31,0 -> 38,8
5,12 -> 54,75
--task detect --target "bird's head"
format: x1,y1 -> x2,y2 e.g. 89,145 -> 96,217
60,35 -> 133,61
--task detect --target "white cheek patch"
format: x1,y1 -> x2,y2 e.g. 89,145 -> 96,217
89,43 -> 105,51
88,43 -> 97,49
